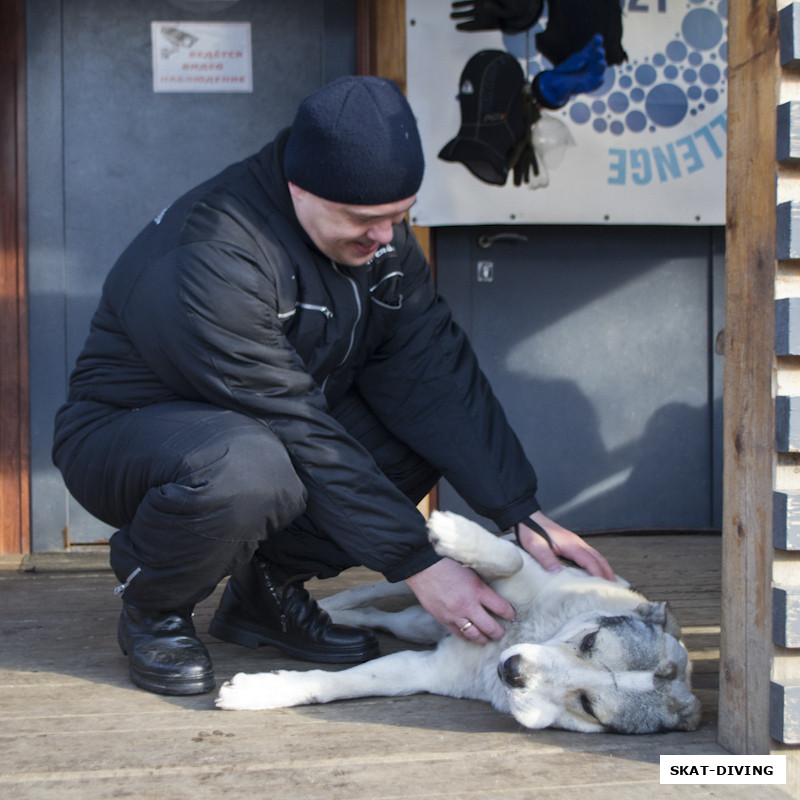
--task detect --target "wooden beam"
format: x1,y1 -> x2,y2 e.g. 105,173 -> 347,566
719,0 -> 779,755
356,0 -> 407,88
0,0 -> 30,554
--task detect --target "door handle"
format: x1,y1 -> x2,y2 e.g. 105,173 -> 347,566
477,232 -> 529,249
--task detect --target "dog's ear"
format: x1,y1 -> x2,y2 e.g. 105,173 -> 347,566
634,601 -> 683,638
634,600 -> 666,626
662,602 -> 683,639
664,681 -> 703,731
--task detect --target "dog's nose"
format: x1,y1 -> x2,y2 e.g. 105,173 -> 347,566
499,653 -> 526,688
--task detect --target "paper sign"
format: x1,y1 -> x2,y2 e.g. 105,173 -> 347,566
152,21 -> 252,93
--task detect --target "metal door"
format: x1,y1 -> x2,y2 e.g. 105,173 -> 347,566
27,0 -> 356,549
436,225 -> 725,532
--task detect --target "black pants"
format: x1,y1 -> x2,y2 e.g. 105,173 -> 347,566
55,391 -> 439,611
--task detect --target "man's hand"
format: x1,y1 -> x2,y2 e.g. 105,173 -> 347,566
518,510 -> 615,581
404,557 -> 515,644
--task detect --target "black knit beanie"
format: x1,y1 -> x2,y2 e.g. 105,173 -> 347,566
284,76 -> 425,205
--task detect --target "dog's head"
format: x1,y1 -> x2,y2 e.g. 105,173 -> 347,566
497,601 -> 702,733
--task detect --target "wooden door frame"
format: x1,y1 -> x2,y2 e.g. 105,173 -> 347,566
0,0 -> 31,555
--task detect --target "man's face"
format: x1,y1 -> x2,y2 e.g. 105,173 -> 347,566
288,182 -> 416,267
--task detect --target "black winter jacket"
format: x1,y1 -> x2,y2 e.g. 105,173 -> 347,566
54,130 -> 540,582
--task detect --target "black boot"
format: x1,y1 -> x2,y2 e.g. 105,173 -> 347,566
118,604 -> 216,695
208,556 -> 380,663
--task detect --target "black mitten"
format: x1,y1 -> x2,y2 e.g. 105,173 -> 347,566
450,0 -> 545,34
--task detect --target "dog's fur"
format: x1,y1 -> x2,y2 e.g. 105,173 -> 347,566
216,511 -> 702,734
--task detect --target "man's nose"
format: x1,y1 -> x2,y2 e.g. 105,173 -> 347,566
367,219 -> 394,244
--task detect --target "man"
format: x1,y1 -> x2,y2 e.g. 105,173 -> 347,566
53,76 -> 613,697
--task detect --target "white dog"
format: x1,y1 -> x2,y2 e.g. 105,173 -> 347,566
216,511 -> 702,733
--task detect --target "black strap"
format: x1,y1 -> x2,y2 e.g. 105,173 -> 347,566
514,516 -> 553,548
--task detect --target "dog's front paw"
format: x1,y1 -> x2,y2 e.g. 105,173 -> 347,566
427,510 -> 480,563
215,670 -> 317,711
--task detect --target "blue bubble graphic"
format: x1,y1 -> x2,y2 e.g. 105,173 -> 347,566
700,63 -> 721,85
718,0 -> 728,19
688,52 -> 703,66
630,87 -> 645,103
635,64 -> 657,86
645,83 -> 689,127
619,75 -> 632,89
683,68 -> 697,83
610,121 -> 625,136
592,99 -> 606,114
682,8 -> 724,51
705,88 -> 719,103
609,91 -> 629,113
593,118 -> 608,133
653,53 -> 666,67
667,40 -> 688,62
664,65 -> 679,80
626,110 -> 648,132
570,102 -> 591,124
687,85 -> 703,100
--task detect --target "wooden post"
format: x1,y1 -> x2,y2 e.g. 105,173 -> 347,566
0,0 -> 30,555
721,0 -> 799,788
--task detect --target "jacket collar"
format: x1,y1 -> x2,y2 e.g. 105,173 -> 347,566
252,128 -> 320,255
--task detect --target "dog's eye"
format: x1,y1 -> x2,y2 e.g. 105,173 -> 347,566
580,632 -> 597,652
580,693 -> 596,718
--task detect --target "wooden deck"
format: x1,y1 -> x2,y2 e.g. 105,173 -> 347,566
0,533 -> 792,799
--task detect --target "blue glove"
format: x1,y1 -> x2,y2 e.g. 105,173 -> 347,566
533,34 -> 607,109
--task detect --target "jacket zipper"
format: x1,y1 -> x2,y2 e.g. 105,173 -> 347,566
321,261 -> 362,393
297,301 -> 333,319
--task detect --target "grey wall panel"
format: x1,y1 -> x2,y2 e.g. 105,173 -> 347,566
28,0 -> 356,549
436,225 -> 724,532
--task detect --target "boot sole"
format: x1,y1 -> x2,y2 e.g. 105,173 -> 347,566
208,615 -> 380,664
128,668 -> 216,696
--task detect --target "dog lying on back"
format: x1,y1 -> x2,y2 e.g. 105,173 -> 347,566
216,511 -> 702,734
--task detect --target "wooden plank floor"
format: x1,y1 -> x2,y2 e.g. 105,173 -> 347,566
0,534 -> 792,800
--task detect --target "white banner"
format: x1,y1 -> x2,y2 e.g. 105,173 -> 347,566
406,1 -> 727,226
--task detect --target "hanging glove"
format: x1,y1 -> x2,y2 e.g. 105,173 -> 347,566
449,0 -> 544,34
532,33 -> 607,109
508,91 -> 544,186
511,135 -> 539,186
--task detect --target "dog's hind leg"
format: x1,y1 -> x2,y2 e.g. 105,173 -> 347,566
318,579 -> 443,643
319,579 -> 414,613
328,604 -> 446,645
427,511 -> 524,581
216,649 -> 449,711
